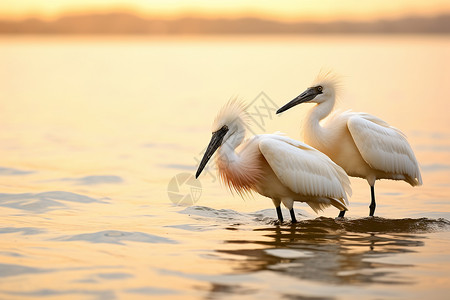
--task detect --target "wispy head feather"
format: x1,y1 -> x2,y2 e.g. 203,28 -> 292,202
312,70 -> 342,98
212,98 -> 250,132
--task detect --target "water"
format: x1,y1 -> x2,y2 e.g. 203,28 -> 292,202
1,35 -> 450,299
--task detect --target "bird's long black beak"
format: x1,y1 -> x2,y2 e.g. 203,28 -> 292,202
276,87 -> 322,114
195,126 -> 229,179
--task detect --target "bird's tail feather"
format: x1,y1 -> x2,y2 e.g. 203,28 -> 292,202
405,174 -> 423,186
330,198 -> 348,212
307,197 -> 348,214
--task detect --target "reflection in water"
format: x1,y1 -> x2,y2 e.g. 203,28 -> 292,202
219,218 -> 449,287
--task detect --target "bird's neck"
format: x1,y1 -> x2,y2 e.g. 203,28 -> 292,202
218,127 -> 245,160
216,135 -> 262,196
304,98 -> 335,147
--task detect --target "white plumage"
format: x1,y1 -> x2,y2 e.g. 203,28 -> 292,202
196,99 -> 352,223
277,72 -> 422,217
259,135 -> 351,203
347,113 -> 421,184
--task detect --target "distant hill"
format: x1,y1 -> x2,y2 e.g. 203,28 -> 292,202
1,13 -> 449,34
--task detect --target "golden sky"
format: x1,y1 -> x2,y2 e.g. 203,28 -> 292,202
1,0 -> 450,21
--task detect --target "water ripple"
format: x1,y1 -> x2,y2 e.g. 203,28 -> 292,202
0,191 -> 108,213
179,206 -> 310,223
3,289 -> 115,300
160,163 -> 195,171
293,216 -> 450,233
0,264 -> 49,278
181,206 -> 450,233
96,272 -> 133,280
126,287 -> 177,296
0,227 -> 46,235
213,216 -> 450,288
0,167 -> 34,176
54,230 -> 177,245
421,163 -> 450,172
60,175 -> 124,185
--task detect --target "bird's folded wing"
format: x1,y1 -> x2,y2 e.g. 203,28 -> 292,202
259,136 -> 349,200
347,115 -> 421,180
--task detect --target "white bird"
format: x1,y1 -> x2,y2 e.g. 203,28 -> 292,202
195,99 -> 352,223
276,72 -> 422,217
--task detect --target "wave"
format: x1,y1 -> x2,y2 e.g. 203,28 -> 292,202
179,206 -> 450,233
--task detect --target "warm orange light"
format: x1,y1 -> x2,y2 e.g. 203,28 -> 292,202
0,0 -> 450,21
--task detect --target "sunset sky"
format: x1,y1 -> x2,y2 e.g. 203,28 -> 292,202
1,0 -> 450,21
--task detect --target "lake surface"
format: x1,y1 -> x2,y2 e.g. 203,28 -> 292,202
0,35 -> 449,299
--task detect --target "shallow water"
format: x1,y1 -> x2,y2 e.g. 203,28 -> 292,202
1,35 -> 450,299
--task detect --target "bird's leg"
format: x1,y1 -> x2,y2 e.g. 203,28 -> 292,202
369,185 -> 376,217
337,210 -> 346,218
289,208 -> 297,223
272,199 -> 283,223
281,198 -> 296,223
276,206 -> 283,223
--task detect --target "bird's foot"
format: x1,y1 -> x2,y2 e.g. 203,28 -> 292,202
273,219 -> 284,226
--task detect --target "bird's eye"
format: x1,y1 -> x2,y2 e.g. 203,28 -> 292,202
317,86 -> 323,92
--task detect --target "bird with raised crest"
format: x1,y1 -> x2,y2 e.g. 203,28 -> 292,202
276,72 -> 422,217
195,99 -> 352,223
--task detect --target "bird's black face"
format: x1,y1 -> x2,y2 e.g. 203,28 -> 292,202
195,125 -> 229,178
276,86 -> 323,114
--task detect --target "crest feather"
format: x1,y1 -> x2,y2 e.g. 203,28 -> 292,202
212,98 -> 250,132
312,70 -> 342,97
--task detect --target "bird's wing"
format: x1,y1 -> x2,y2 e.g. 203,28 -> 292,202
259,135 -> 351,203
347,114 -> 422,184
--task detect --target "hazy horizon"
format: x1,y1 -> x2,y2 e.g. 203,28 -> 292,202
3,9 -> 450,23
1,11 -> 449,35
2,0 -> 450,22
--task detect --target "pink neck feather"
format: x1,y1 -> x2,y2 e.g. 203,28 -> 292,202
216,140 -> 264,197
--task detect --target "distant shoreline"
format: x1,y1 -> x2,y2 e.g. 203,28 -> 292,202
1,13 -> 449,35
